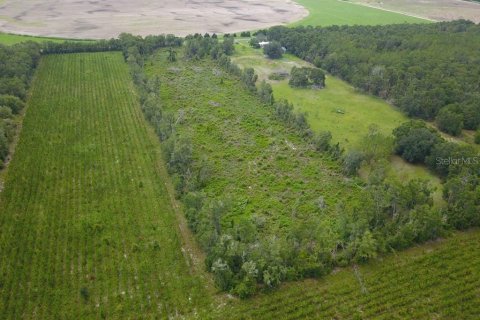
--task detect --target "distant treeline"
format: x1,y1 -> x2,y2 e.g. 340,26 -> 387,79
266,20 -> 480,135
0,42 -> 41,168
42,33 -> 182,54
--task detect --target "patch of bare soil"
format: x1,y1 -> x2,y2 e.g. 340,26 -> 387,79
353,0 -> 480,23
0,0 -> 308,39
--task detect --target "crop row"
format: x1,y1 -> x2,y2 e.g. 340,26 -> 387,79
219,230 -> 480,319
0,52 -> 210,319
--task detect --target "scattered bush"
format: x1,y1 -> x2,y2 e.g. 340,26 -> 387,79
0,106 -> 13,119
436,107 -> 463,136
475,129 -> 480,144
289,67 -> 325,88
393,121 -> 441,163
263,41 -> 283,59
268,71 -> 288,81
342,150 -> 365,176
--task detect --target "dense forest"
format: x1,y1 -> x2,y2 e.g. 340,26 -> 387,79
0,42 -> 41,168
266,20 -> 480,136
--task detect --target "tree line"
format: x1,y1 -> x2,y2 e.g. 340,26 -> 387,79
0,42 -> 41,168
266,20 -> 480,136
392,120 -> 479,229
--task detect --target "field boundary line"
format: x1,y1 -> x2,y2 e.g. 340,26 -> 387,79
133,79 -> 223,301
0,58 -> 44,193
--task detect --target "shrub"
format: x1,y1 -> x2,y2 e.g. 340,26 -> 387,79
312,131 -> 332,152
258,80 -> 274,105
0,106 -> 13,119
0,95 -> 25,114
289,67 -> 325,88
436,108 -> 463,136
268,71 -> 288,81
342,150 -> 365,176
80,287 -> 90,302
475,129 -> 480,144
249,37 -> 260,49
263,41 -> 283,59
393,121 -> 442,163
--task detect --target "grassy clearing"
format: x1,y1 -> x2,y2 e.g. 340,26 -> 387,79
0,32 -> 93,45
217,229 -> 480,319
0,52 -> 210,318
232,42 -> 441,192
233,43 -> 405,149
148,49 -> 361,241
292,0 -> 429,26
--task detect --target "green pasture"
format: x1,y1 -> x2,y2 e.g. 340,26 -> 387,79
292,0 -> 429,26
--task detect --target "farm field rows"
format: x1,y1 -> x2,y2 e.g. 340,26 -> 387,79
216,229 -> 480,319
291,0 -> 428,26
0,52 -> 210,318
231,42 -> 442,194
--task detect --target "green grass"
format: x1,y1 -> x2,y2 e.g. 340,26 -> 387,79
273,80 -> 405,148
292,0 -> 429,26
0,32 -> 93,45
233,43 -> 406,149
216,229 -> 480,319
148,50 -> 361,239
232,42 -> 441,193
0,52 -> 210,318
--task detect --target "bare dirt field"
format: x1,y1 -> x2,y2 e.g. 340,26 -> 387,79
0,0 -> 308,39
352,0 -> 480,23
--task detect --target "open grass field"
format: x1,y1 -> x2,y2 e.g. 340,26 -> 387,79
147,49 -> 361,245
0,32 -> 93,45
0,52 -> 212,318
216,229 -> 480,319
232,42 -> 441,192
352,0 -> 480,23
291,0 -> 429,26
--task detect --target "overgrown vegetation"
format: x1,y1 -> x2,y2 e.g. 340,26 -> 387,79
108,33 -> 468,298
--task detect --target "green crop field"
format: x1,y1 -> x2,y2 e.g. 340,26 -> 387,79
0,52 -> 211,318
292,0 -> 429,26
232,42 -> 441,193
217,229 -> 480,319
0,32 -> 93,45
